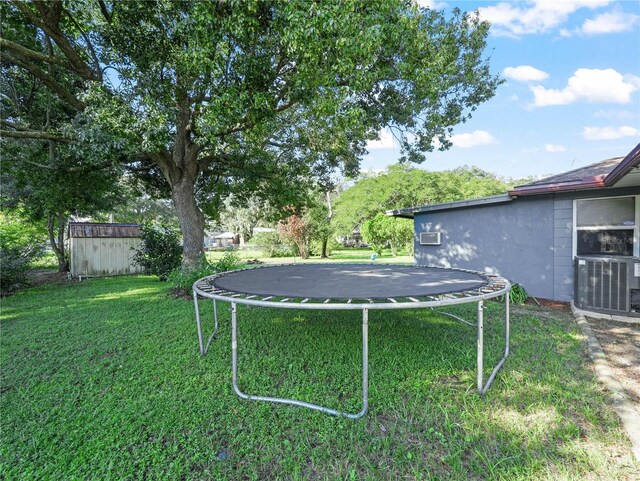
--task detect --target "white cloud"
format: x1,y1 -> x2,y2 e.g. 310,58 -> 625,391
478,0 -> 612,37
545,144 -> 566,152
581,10 -> 640,35
450,130 -> 496,148
531,68 -> 639,107
367,129 -> 397,150
503,65 -> 549,82
583,125 -> 639,140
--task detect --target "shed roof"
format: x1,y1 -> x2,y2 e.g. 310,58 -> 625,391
69,223 -> 141,238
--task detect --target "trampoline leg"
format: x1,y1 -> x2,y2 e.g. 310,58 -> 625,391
360,308 -> 369,418
477,295 -> 511,395
193,291 -> 219,356
477,300 -> 484,393
231,303 -> 369,419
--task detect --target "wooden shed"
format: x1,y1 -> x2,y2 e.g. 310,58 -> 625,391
69,223 -> 144,278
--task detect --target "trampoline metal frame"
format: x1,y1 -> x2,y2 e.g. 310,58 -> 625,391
192,264 -> 511,419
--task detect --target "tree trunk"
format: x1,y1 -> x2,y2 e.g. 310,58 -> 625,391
47,213 -> 67,272
322,191 -> 333,258
171,177 -> 205,269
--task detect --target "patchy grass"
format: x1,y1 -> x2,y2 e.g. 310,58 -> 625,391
1,276 -> 637,480
207,247 -> 413,265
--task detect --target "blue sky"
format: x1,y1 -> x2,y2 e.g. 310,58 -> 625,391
362,0 -> 640,180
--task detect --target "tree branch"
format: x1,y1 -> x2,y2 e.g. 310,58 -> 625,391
213,98 -> 299,138
0,129 -> 73,143
11,1 -> 99,81
1,120 -> 30,131
4,152 -> 136,174
61,6 -> 103,81
0,37 -> 72,69
3,51 -> 85,111
97,0 -> 112,22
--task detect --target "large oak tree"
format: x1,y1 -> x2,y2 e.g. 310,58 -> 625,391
1,0 -> 501,268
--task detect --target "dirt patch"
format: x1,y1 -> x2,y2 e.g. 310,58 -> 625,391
525,297 -> 571,311
28,269 -> 69,286
2,270 -> 69,297
587,317 -> 640,413
168,287 -> 192,300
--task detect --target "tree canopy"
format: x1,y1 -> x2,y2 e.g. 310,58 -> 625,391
1,1 -> 502,268
332,164 -> 513,236
1,8 -> 126,271
361,213 -> 413,257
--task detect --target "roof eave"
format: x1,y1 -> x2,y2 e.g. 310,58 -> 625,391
604,142 -> 640,187
386,194 -> 513,218
508,177 -> 607,196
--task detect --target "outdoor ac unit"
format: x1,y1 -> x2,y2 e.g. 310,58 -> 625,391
575,256 -> 640,314
420,232 -> 441,246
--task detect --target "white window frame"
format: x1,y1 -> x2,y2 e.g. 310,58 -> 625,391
572,194 -> 640,258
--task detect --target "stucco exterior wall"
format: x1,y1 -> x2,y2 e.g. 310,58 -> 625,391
413,187 -> 639,302
414,197 -> 556,299
553,199 -> 574,301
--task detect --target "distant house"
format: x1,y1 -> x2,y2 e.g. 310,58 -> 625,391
214,231 -> 238,248
388,143 -> 640,316
69,223 -> 144,278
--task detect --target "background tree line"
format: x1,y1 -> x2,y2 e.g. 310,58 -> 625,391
1,0 -> 501,276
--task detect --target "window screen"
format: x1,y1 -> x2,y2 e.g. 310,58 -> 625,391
576,197 -> 635,227
577,229 -> 634,256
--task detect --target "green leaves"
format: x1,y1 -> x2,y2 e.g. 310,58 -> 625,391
131,224 -> 183,280
332,164 -> 511,238
4,0 -> 502,267
361,213 -> 413,257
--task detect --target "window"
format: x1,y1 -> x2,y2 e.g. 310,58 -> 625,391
574,196 -> 638,257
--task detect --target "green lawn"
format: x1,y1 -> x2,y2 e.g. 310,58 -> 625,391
207,247 -> 414,265
1,275 -> 637,480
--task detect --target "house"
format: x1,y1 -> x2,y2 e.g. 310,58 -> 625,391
213,231 -> 238,248
69,222 -> 144,278
388,143 -> 640,315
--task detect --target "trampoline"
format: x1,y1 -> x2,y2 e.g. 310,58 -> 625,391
192,264 -> 511,419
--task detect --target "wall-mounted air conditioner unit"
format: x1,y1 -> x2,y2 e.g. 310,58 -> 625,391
420,232 -> 441,246
575,256 -> 640,315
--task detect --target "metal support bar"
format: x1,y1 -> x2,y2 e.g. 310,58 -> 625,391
431,308 -> 476,327
477,300 -> 484,393
231,303 -> 369,419
193,291 -> 219,356
477,296 -> 510,395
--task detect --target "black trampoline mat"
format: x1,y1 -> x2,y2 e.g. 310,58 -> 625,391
211,264 -> 488,300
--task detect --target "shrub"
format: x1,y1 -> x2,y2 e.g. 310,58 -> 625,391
277,215 -> 310,258
509,283 -> 528,304
0,245 -> 42,294
167,261 -> 214,291
214,250 -> 242,272
309,237 -> 339,257
131,224 -> 182,280
168,251 -> 243,291
249,232 -> 295,258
